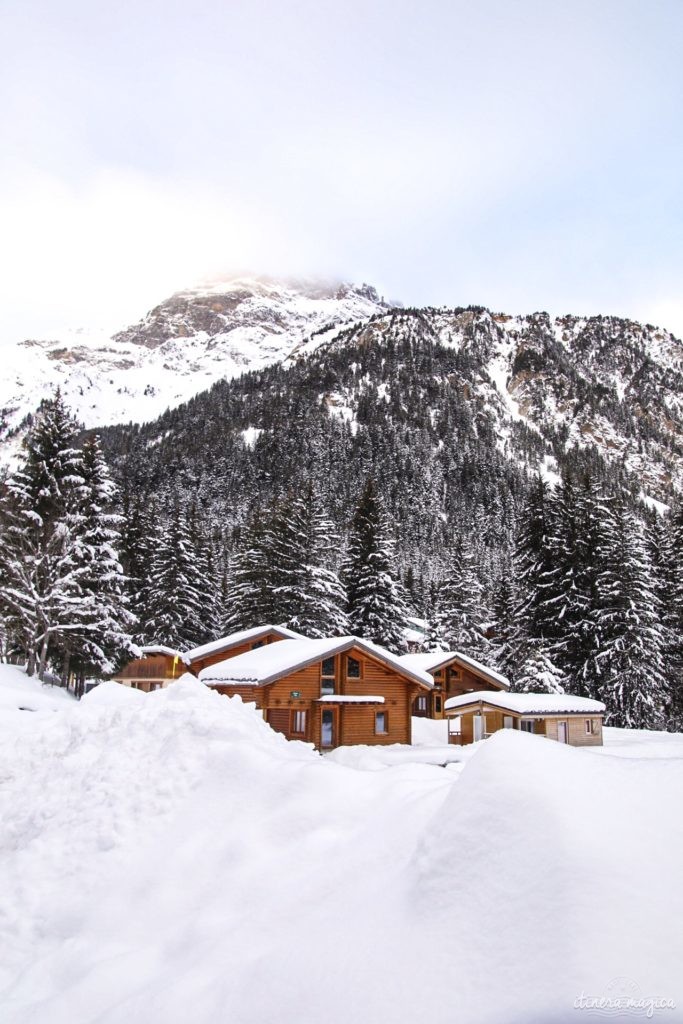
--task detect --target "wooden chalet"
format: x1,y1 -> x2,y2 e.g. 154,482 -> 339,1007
198,636 -> 434,750
113,645 -> 187,692
445,691 -> 605,746
183,625 -> 305,676
399,651 -> 510,719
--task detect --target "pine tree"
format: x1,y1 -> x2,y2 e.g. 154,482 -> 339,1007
432,538 -> 490,661
668,503 -> 683,725
509,478 -> 560,676
276,484 -> 348,637
225,486 -> 348,637
119,494 -> 159,642
490,567 -> 517,678
224,511 -> 281,631
342,479 -> 408,652
588,500 -> 670,728
144,501 -> 209,649
513,645 -> 567,694
0,391 -> 87,678
63,435 -> 135,691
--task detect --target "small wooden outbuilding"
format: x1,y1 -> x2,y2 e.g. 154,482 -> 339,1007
113,625 -> 305,690
444,691 -> 605,746
399,651 -> 510,719
198,636 -> 433,750
113,645 -> 187,692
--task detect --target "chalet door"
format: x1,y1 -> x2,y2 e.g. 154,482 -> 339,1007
473,715 -> 485,741
503,716 -> 513,729
321,709 -> 335,748
557,721 -> 568,744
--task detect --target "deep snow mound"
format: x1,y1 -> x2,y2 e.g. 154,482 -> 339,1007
414,729 -> 683,1017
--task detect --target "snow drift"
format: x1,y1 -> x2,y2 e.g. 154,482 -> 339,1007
0,674 -> 681,1024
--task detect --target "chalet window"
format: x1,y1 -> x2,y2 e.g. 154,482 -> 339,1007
434,697 -> 442,713
520,720 -> 535,733
251,640 -> 265,650
585,719 -> 596,735
416,696 -> 427,712
292,711 -> 307,735
321,657 -> 335,695
375,711 -> 388,734
347,656 -> 361,679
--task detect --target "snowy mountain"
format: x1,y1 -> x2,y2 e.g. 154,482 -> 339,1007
4,277 -> 683,499
0,276 -> 389,450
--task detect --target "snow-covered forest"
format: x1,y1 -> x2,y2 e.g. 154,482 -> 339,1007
1,383 -> 682,730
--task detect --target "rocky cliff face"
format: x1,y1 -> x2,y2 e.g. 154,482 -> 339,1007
2,277 -> 682,501
0,276 -> 389,450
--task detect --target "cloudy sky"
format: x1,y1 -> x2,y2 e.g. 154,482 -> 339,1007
1,0 -> 682,341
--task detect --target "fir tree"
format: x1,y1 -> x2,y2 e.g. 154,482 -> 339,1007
63,435 -> 135,692
509,478 -> 560,675
224,511 -> 281,631
342,479 -> 408,652
588,500 -> 670,728
276,483 -> 348,637
490,566 -> 517,678
144,502 -> 210,649
433,538 -> 490,661
513,645 -> 566,694
0,392 -> 87,678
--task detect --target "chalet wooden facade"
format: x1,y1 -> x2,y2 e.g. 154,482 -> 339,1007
113,646 -> 186,692
198,637 -> 433,750
113,626 -> 304,691
445,691 -> 605,747
399,651 -> 510,719
183,625 -> 304,676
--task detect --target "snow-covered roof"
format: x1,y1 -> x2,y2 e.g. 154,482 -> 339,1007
444,691 -> 606,715
184,625 -> 306,664
198,637 -> 434,689
317,694 -> 385,704
141,645 -> 187,662
399,651 -> 510,690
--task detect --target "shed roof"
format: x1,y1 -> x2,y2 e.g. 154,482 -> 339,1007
184,625 -> 306,664
444,690 -> 605,715
399,651 -> 510,690
198,637 -> 434,689
141,645 -> 187,661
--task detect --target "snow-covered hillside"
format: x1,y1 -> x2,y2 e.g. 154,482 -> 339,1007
1,670 -> 681,1023
3,277 -> 683,496
0,276 -> 388,449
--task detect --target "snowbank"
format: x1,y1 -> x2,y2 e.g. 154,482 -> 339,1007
411,715 -> 449,746
415,729 -> 683,1019
81,680 -> 147,705
0,681 -> 681,1023
0,663 -> 75,713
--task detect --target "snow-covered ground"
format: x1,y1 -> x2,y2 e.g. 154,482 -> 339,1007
1,667 -> 682,1023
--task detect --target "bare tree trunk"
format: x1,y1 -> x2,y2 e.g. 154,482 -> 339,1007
61,650 -> 71,689
26,649 -> 36,677
38,634 -> 50,682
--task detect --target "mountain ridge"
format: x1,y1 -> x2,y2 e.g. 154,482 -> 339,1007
2,276 -> 683,502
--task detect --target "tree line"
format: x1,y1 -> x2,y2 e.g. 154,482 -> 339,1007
1,392 -> 681,730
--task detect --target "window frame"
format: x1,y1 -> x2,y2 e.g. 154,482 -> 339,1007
375,710 -> 388,735
346,655 -> 362,680
320,656 -> 336,696
291,710 -> 307,736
